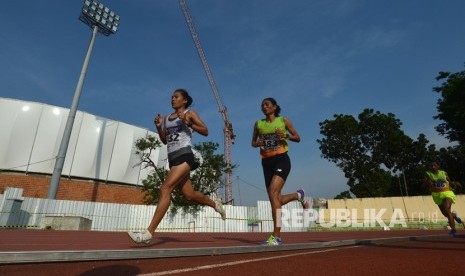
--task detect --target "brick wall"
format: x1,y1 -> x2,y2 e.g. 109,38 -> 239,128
0,172 -> 147,205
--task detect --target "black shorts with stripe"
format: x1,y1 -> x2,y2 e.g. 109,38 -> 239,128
261,152 -> 291,188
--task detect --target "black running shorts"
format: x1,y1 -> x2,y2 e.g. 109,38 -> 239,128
261,152 -> 291,187
169,152 -> 200,171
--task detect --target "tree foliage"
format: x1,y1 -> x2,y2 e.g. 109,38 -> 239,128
319,65 -> 465,198
135,136 -> 229,214
334,190 -> 352,199
318,109 -> 434,198
190,142 -> 228,195
433,67 -> 465,144
431,65 -> 465,193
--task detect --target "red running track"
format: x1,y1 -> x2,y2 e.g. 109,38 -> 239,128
0,229 -> 463,275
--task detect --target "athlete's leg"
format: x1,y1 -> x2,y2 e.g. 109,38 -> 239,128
179,179 -> 215,208
267,175 -> 286,238
147,162 -> 191,233
439,197 -> 455,230
279,192 -> 299,205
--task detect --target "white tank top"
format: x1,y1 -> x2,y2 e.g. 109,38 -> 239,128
165,109 -> 193,160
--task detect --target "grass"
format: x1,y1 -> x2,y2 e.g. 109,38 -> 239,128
307,220 -> 451,232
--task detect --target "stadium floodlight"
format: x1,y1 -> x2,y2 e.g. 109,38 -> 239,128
48,0 -> 120,199
79,0 -> 120,36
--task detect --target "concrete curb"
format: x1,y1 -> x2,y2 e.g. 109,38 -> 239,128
0,234 -> 446,264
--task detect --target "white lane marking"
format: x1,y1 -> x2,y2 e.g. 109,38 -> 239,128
139,246 -> 360,276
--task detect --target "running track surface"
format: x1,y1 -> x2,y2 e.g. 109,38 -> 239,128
0,229 -> 463,275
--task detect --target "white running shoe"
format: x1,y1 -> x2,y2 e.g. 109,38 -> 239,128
128,230 -> 152,245
214,198 -> 226,220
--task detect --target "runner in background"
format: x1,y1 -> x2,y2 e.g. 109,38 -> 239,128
424,161 -> 463,236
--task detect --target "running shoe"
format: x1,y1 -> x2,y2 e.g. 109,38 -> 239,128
296,189 -> 310,209
449,229 -> 457,237
452,211 -> 464,224
127,230 -> 152,245
214,198 -> 226,220
262,235 -> 282,246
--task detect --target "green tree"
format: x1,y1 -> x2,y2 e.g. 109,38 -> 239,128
432,65 -> 465,194
318,109 -> 431,198
135,135 -> 229,214
135,135 -> 165,204
433,67 -> 465,144
395,134 -> 436,196
190,142 -> 228,196
334,190 -> 352,199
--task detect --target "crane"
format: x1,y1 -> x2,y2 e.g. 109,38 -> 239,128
178,0 -> 236,204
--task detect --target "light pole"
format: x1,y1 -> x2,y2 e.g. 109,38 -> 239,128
48,0 -> 120,199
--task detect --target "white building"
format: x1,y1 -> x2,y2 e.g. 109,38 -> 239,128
0,97 -> 166,186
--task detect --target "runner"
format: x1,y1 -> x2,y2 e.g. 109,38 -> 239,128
251,97 -> 309,246
424,161 -> 463,236
128,89 -> 226,244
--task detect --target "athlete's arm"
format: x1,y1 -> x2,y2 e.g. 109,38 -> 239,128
154,114 -> 167,144
283,117 -> 300,143
186,109 -> 208,136
423,176 -> 431,189
251,121 -> 263,148
445,172 -> 451,183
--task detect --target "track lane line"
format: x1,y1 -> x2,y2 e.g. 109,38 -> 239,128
138,245 -> 361,276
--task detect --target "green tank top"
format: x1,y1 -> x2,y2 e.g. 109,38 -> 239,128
425,170 -> 450,192
256,116 -> 288,158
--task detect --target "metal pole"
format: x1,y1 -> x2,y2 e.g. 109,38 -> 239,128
236,176 -> 242,206
402,167 -> 409,196
48,25 -> 99,199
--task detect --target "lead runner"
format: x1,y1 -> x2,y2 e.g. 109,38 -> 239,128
128,88 -> 226,244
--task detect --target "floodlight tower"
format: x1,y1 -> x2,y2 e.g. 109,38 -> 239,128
48,0 -> 120,199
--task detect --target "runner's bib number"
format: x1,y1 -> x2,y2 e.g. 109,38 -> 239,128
261,133 -> 280,151
432,179 -> 446,189
168,133 -> 179,143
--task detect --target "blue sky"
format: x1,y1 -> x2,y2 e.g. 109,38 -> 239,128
1,0 -> 464,206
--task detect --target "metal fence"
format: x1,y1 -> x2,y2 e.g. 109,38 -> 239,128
0,187 -> 310,232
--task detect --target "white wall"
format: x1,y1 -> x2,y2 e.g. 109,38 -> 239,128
0,97 -> 164,186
